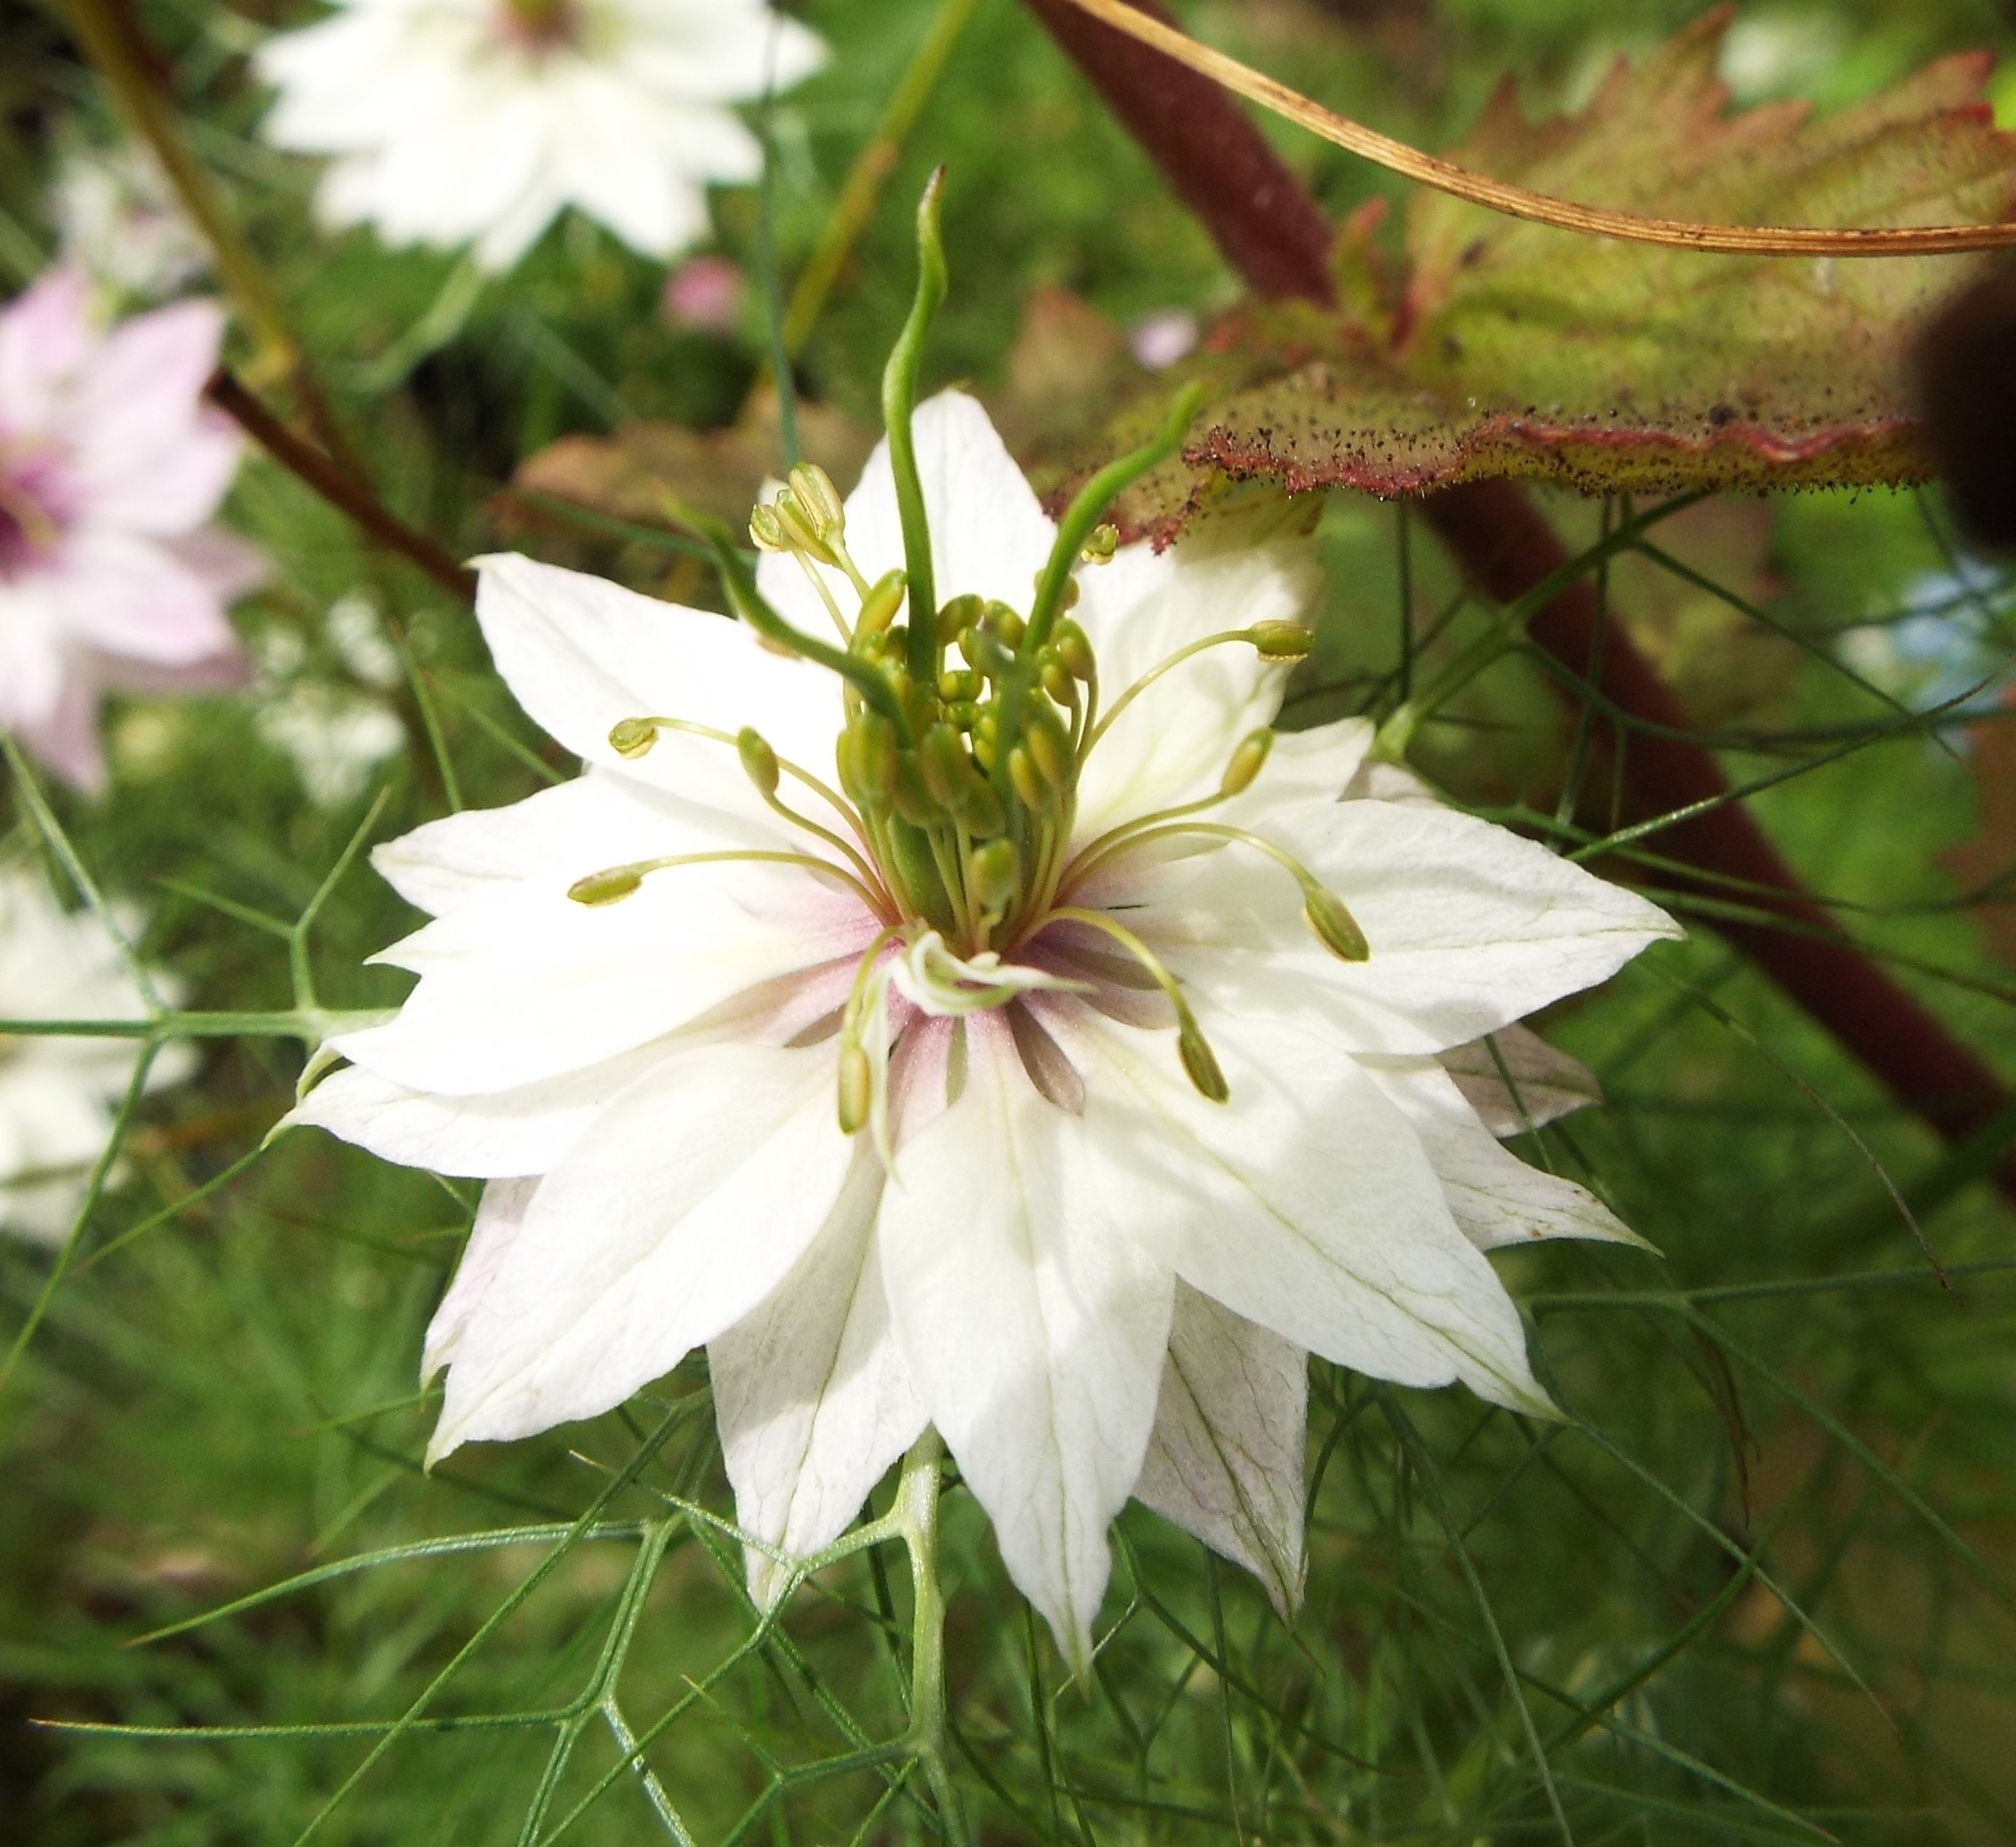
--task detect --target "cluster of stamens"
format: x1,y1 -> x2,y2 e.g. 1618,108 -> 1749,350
559,176 -> 1373,1134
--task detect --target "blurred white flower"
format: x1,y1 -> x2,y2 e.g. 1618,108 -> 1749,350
252,596 -> 407,807
293,392 -> 1676,1661
0,869 -> 192,1246
52,141 -> 208,307
0,270 -> 258,791
1128,309 -> 1199,371
256,0 -> 826,271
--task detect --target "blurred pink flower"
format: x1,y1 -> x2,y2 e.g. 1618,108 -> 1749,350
660,255 -> 743,333
0,270 -> 259,791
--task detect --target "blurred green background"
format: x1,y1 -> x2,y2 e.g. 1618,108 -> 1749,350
4,0 -> 2016,1840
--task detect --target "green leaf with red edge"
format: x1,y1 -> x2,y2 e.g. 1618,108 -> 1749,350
1047,11 -> 2016,537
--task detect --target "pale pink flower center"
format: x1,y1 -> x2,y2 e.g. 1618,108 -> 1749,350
0,446 -> 74,580
494,0 -> 585,52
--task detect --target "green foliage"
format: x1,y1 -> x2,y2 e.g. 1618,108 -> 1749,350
4,0 -> 2016,1843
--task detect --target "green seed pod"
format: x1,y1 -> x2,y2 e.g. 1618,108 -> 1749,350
837,1037 -> 872,1135
1055,620 -> 1095,682
917,723 -> 972,809
569,866 -> 644,906
971,837 -> 1019,913
1304,885 -> 1371,962
1250,621 -> 1315,660
1178,1022 -> 1230,1104
856,569 -> 908,638
1080,522 -> 1120,565
608,717 -> 659,759
738,727 -> 780,797
1220,729 -> 1273,797
1007,745 -> 1046,810
1026,703 -> 1072,788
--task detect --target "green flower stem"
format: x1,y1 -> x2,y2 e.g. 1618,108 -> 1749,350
895,1429 -> 968,1847
882,170 -> 949,682
0,1010 -> 387,1043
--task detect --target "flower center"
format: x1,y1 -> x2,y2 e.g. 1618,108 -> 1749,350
494,0 -> 585,52
0,447 -> 69,580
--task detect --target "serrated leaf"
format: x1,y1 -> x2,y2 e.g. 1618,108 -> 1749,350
1053,12 -> 2016,531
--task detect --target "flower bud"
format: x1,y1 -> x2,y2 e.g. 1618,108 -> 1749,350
569,865 -> 644,906
738,727 -> 780,797
1080,522 -> 1119,565
856,569 -> 907,639
1304,885 -> 1370,962
971,837 -> 1019,913
837,1037 -> 872,1135
1178,1021 -> 1230,1104
608,717 -> 659,759
1220,729 -> 1273,797
1249,622 -> 1315,660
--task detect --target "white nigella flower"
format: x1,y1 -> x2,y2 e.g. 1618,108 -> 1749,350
254,0 -> 826,271
0,869 -> 191,1246
292,389 -> 1677,1663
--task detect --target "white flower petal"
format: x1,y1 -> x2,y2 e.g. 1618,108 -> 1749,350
1438,1026 -> 1602,1137
758,390 -> 1058,641
1141,798 -> 1681,1055
424,1176 -> 536,1385
1133,1284 -> 1308,1618
711,1152 -> 926,1608
333,868 -> 874,1096
288,1048 -> 667,1178
878,1016 -> 1173,1672
473,552 -> 847,807
1056,1006 -> 1555,1417
431,1042 -> 855,1459
1364,1059 -> 1651,1253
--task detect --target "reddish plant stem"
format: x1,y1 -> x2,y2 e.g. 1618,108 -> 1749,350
1025,0 -> 2016,1199
206,369 -> 478,604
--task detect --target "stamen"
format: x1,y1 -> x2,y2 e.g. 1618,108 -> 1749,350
1045,906 -> 1230,1103
736,727 -> 889,901
605,714 -> 869,851
1068,822 -> 1369,962
566,849 -> 887,917
1082,626 -> 1311,757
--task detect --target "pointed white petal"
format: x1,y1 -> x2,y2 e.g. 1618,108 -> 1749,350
1134,1284 -> 1308,1618
1071,539 -> 1320,845
287,1047 -> 667,1178
1438,1026 -> 1602,1137
878,1016 -> 1173,1672
333,869 -> 874,1096
430,1043 -> 855,1458
424,1178 -> 537,1386
473,553 -> 846,805
1056,1006 -> 1555,1417
712,1152 -> 926,1608
1364,1059 -> 1651,1253
1142,798 -> 1680,1056
758,391 -> 1058,641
